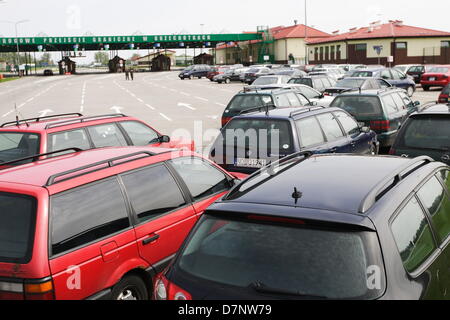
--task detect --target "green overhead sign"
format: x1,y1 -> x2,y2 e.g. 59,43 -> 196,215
0,33 -> 261,46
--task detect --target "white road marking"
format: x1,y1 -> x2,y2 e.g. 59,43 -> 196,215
215,102 -> 226,107
111,106 -> 124,114
80,82 -> 87,113
178,102 -> 196,111
180,92 -> 191,96
159,113 -> 172,121
38,109 -> 54,117
145,104 -> 155,110
195,96 -> 209,102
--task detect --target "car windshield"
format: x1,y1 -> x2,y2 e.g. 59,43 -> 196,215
394,66 -> 409,73
331,96 -> 383,120
222,118 -> 294,153
227,95 -> 274,112
408,66 -> 423,73
429,67 -> 449,73
335,79 -> 366,88
397,116 -> 450,151
353,71 -> 374,77
0,133 -> 40,165
177,215 -> 385,300
247,68 -> 260,73
288,78 -> 312,87
252,77 -> 281,86
184,66 -> 194,71
0,193 -> 36,263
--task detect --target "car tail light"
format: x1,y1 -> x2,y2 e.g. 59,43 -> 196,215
370,120 -> 390,132
0,279 -> 54,300
221,117 -> 232,127
389,148 -> 395,155
154,275 -> 192,301
439,95 -> 449,103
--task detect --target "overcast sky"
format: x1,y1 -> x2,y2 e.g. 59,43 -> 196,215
1,0 -> 449,62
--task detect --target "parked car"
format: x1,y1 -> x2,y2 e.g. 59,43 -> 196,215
212,106 -> 378,174
0,113 -> 194,166
288,75 -> 337,93
309,69 -> 344,81
352,68 -> 416,97
206,66 -> 230,81
393,64 -> 416,74
246,75 -> 292,89
214,68 -> 249,84
0,146 -> 247,300
273,68 -> 307,78
330,89 -> 420,148
338,64 -> 366,72
243,67 -> 273,84
407,65 -> 436,84
155,154 -> 450,300
421,65 -> 450,91
43,69 -> 54,76
178,65 -> 211,80
438,84 -> 450,103
221,88 -> 312,127
324,77 -> 392,96
390,102 -> 450,165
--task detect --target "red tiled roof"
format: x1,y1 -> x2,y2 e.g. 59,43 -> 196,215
307,21 -> 450,44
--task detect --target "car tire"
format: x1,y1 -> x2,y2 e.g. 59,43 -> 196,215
406,86 -> 414,97
218,81 -> 222,84
422,85 -> 430,91
225,78 -> 231,84
111,275 -> 149,301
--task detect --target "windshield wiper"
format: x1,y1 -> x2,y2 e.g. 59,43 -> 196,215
249,281 -> 329,299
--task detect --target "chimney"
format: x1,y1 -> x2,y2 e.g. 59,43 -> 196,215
332,30 -> 340,35
349,27 -> 358,34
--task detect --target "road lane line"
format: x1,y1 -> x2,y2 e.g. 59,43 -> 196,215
159,113 -> 172,121
195,96 -> 209,102
180,92 -> 191,96
215,102 -> 226,107
145,104 -> 155,110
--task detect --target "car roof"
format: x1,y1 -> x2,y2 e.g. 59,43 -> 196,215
335,88 -> 400,97
0,114 -> 136,132
414,103 -> 450,115
0,146 -> 188,187
354,68 -> 384,72
233,106 -> 340,121
221,154 -> 426,216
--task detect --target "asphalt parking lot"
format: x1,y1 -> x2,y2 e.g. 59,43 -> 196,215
0,71 -> 443,154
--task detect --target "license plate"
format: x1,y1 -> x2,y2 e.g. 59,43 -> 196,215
235,158 -> 267,168
429,77 -> 436,81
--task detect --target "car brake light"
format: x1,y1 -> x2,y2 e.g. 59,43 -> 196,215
370,120 -> 390,132
154,275 -> 192,301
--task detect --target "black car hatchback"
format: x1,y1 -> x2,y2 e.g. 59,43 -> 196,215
154,154 -> 450,300
390,103 -> 450,165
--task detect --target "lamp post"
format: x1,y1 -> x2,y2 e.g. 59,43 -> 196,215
200,24 -> 204,54
304,0 -> 308,65
0,19 -> 30,75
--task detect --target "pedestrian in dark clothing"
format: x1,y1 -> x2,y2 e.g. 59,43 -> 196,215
125,69 -> 130,80
130,69 -> 134,81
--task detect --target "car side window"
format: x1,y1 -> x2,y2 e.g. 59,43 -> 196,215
274,94 -> 291,108
391,93 -> 407,110
377,79 -> 390,88
312,79 -> 324,91
51,178 -> 130,256
417,175 -> 450,243
121,164 -> 186,224
316,113 -> 345,142
296,117 -> 326,148
285,92 -> 302,107
438,170 -> 449,184
334,111 -> 360,136
298,86 -> 320,99
381,94 -> 399,114
398,92 -> 414,109
169,157 -> 230,201
295,93 -> 310,106
49,129 -> 91,153
391,70 -> 402,80
381,70 -> 392,80
391,196 -> 437,273
119,121 -> 160,146
87,123 -> 128,148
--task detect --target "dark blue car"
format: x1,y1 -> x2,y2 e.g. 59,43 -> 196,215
210,106 -> 379,173
352,68 -> 416,97
179,64 -> 211,80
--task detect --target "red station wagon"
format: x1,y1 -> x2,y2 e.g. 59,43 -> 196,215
0,113 -> 195,166
0,146 -> 246,300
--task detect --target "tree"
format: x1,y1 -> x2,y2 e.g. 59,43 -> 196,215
94,52 -> 109,65
38,53 -> 53,67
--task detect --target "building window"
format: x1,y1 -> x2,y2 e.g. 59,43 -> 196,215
337,45 -> 341,53
355,44 -> 367,51
325,47 -> 329,61
442,41 -> 450,48
396,42 -> 407,49
331,46 -> 335,60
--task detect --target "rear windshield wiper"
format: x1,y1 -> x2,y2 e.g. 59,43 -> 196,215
249,281 -> 329,299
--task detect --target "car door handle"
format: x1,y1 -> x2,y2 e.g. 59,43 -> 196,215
142,234 -> 160,246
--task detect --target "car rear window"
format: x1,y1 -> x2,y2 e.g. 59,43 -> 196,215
429,67 -> 449,73
289,78 -> 312,87
226,95 -> 274,113
442,85 -> 450,95
353,71 -> 373,77
178,215 -> 385,299
396,116 -> 450,151
0,193 -> 36,263
335,78 -> 365,88
252,77 -> 279,86
331,96 -> 383,120
0,133 -> 40,165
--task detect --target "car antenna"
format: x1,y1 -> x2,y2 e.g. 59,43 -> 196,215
292,187 -> 303,205
14,103 -> 29,127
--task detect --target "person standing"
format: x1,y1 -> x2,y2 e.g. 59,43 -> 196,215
130,68 -> 134,81
125,69 -> 130,80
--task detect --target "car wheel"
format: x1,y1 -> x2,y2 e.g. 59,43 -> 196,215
225,78 -> 231,84
111,275 -> 149,301
406,86 -> 414,97
422,85 -> 430,91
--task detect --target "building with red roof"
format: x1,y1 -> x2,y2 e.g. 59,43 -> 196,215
307,20 -> 450,65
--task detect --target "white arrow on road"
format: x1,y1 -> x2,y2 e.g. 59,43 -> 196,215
110,106 -> 124,114
177,102 -> 196,111
38,109 -> 54,117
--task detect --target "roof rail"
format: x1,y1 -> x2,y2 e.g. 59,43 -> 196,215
358,156 -> 433,213
290,106 -> 327,118
45,114 -> 127,129
0,148 -> 83,168
238,104 -> 277,116
1,113 -> 83,128
46,150 -> 172,186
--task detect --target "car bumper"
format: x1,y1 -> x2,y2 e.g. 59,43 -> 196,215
421,80 -> 449,87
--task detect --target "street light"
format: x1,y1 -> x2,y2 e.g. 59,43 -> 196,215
304,0 -> 308,65
0,19 -> 30,75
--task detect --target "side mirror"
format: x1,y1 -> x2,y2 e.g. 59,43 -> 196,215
159,135 -> 171,143
414,101 -> 420,107
361,126 -> 371,133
